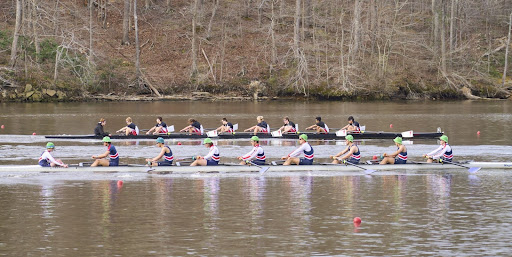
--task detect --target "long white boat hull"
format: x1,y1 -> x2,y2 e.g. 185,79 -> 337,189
1,162 -> 511,174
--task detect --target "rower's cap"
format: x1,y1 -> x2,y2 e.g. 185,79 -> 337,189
393,137 -> 402,144
102,136 -> 112,143
204,138 -> 213,144
440,135 -> 448,143
46,142 -> 55,149
299,134 -> 308,141
156,137 -> 165,144
251,136 -> 260,141
345,135 -> 354,142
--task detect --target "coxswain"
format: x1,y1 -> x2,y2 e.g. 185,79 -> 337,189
146,117 -> 168,135
180,118 -> 202,135
146,137 -> 174,166
305,116 -> 328,134
39,142 -> 68,168
281,134 -> 314,165
330,135 -> 360,164
340,116 -> 360,132
116,117 -> 138,136
216,118 -> 234,134
380,137 -> 407,164
424,135 -> 453,163
190,138 -> 220,166
91,136 -> 119,167
278,116 -> 297,133
94,118 -> 111,137
238,136 -> 266,165
244,116 -> 269,135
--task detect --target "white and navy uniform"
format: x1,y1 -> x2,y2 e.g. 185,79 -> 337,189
316,121 -> 328,134
224,122 -> 234,133
158,146 -> 173,166
286,121 -> 297,133
204,145 -> 220,166
395,148 -> 407,164
38,150 -> 63,167
191,121 -> 202,134
427,144 -> 453,162
287,142 -> 314,165
156,122 -> 168,133
352,121 -> 361,131
257,121 -> 269,133
241,144 -> 266,165
107,144 -> 119,166
127,123 -> 138,135
347,145 -> 360,164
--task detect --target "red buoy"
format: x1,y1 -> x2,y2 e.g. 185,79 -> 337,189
117,180 -> 123,187
373,155 -> 378,160
477,131 -> 481,135
389,124 -> 393,128
32,132 -> 36,135
177,142 -> 182,145
1,125 -> 4,129
353,217 -> 362,224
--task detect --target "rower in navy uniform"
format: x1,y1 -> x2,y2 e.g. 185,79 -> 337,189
94,118 -> 111,137
244,116 -> 270,135
340,116 -> 360,132
91,136 -> 119,167
146,117 -> 168,135
282,134 -> 314,165
330,135 -> 360,164
238,136 -> 266,165
39,142 -> 68,168
116,117 -> 138,136
146,137 -> 174,166
380,137 -> 407,164
305,116 -> 328,134
191,138 -> 220,166
216,118 -> 234,134
278,116 -> 297,133
424,135 -> 453,163
180,118 -> 203,135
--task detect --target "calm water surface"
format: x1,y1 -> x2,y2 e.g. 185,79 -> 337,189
0,100 -> 512,255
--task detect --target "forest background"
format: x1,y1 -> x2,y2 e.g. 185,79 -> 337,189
0,0 -> 512,101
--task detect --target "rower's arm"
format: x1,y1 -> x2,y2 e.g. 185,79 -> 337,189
97,150 -> 109,159
152,148 -> 166,162
334,146 -> 349,158
389,145 -> 404,158
340,124 -> 349,130
45,152 -> 64,166
241,148 -> 258,161
341,146 -> 357,160
180,125 -> 191,132
426,145 -> 443,157
305,124 -> 316,130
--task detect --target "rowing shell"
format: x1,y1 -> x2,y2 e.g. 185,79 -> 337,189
1,162 -> 511,174
44,131 -> 443,140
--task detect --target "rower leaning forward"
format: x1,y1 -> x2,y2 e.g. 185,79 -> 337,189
380,137 -> 407,165
424,135 -> 452,163
281,134 -> 314,165
39,142 -> 68,168
330,135 -> 360,164
238,136 -> 266,165
146,137 -> 174,166
191,138 -> 220,166
91,136 -> 119,167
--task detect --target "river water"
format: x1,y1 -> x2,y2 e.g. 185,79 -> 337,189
0,100 -> 511,255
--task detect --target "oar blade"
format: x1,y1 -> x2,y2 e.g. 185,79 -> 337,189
364,169 -> 376,175
468,167 -> 481,173
259,167 -> 270,174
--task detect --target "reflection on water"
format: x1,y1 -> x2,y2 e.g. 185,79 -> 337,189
1,173 -> 512,255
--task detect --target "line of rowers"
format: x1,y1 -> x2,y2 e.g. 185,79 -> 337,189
93,116 -> 362,137
38,134 -> 454,169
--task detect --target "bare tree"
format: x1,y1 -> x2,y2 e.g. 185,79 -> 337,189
134,0 -> 141,83
122,0 -> 130,45
10,0 -> 23,67
191,0 -> 199,78
503,11 -> 512,87
206,0 -> 220,40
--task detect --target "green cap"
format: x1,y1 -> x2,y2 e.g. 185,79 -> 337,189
102,136 -> 111,143
204,138 -> 213,144
440,135 -> 448,143
393,137 -> 402,144
345,135 -> 354,142
299,134 -> 308,141
251,136 -> 260,141
46,142 -> 55,149
156,137 -> 165,144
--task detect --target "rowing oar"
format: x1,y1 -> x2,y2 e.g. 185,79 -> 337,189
337,158 -> 376,175
441,159 -> 481,173
246,160 -> 270,174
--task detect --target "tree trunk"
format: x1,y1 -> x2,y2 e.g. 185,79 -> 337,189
440,0 -> 447,73
206,0 -> 219,40
10,0 -> 22,68
432,0 -> 439,59
89,0 -> 94,61
449,0 -> 456,57
145,0 -> 149,10
351,0 -> 362,61
293,0 -> 301,50
304,0 -> 311,27
270,0 -> 277,70
134,0 -> 141,83
502,12 -> 512,87
31,0 -> 40,61
122,0 -> 130,45
191,0 -> 199,78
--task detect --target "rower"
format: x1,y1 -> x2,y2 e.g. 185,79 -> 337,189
146,117 -> 168,135
39,142 -> 68,168
244,116 -> 269,135
424,135 -> 452,163
146,137 -> 174,166
278,116 -> 297,133
281,134 -> 314,165
216,118 -> 234,133
94,118 -> 111,137
380,137 -> 407,164
116,117 -> 138,136
330,135 -> 360,164
91,136 -> 119,167
180,118 -> 202,135
305,116 -> 328,134
238,136 -> 266,165
340,116 -> 360,132
190,138 -> 220,166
